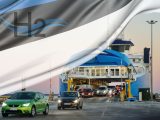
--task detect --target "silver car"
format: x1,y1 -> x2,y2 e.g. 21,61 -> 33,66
155,93 -> 160,102
95,86 -> 108,96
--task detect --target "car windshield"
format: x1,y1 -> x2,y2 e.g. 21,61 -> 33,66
108,86 -> 115,89
83,89 -> 92,92
61,92 -> 78,97
11,92 -> 35,100
98,87 -> 106,90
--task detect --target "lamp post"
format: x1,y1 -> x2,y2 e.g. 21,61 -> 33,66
146,20 -> 157,101
87,69 -> 91,85
49,72 -> 54,101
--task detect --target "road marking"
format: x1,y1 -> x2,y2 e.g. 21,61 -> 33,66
101,105 -> 107,118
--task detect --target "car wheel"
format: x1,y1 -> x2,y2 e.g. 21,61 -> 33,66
76,104 -> 80,110
80,102 -> 83,109
2,113 -> 8,117
30,106 -> 36,117
57,106 -> 61,110
80,105 -> 83,109
43,105 -> 49,115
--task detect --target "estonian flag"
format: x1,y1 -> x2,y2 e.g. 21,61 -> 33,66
0,0 -> 160,95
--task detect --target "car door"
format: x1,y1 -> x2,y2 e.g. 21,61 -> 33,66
78,92 -> 83,106
39,93 -> 46,111
34,93 -> 42,112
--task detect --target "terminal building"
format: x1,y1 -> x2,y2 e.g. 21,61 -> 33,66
59,39 -> 150,100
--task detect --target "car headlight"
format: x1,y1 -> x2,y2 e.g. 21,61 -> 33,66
103,91 -> 107,94
109,90 -> 112,94
97,91 -> 100,93
58,100 -> 62,103
22,103 -> 30,107
2,102 -> 7,107
74,99 -> 78,103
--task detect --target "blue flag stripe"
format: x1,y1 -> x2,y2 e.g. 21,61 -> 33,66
0,0 -> 57,14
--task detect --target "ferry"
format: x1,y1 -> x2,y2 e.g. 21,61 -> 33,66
59,39 -> 150,100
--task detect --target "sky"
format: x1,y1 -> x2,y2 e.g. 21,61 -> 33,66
28,12 -> 160,94
124,13 -> 160,93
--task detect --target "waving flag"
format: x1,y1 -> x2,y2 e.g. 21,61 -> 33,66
0,0 -> 160,95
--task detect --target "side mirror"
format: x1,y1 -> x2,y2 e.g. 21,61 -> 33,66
58,95 -> 60,98
35,97 -> 40,101
79,95 -> 82,98
8,96 -> 11,99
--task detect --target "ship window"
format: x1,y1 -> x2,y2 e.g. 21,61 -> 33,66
111,46 -> 119,51
110,69 -> 114,76
106,69 -> 108,76
121,69 -> 125,76
85,69 -> 90,76
112,46 -> 123,52
79,67 -> 84,72
96,69 -> 100,76
91,69 -> 95,76
79,67 -> 84,75
125,45 -> 130,50
101,69 -> 105,76
119,46 -> 125,52
75,68 -> 78,72
133,59 -> 136,62
115,69 -> 119,76
111,45 -> 126,52
134,59 -> 142,63
138,59 -> 142,62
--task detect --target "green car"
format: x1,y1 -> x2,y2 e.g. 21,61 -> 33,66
1,91 -> 49,117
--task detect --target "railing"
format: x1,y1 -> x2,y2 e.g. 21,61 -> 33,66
67,66 -> 130,79
69,73 -> 129,79
60,65 -> 146,83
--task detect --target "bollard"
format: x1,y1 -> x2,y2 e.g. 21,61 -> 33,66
120,91 -> 125,102
139,92 -> 142,102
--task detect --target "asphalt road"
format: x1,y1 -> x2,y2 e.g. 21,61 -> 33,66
0,97 -> 160,120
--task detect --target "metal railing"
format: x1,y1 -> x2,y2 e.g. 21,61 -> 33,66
68,66 -> 130,79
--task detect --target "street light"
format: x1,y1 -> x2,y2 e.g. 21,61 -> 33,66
146,20 -> 158,101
